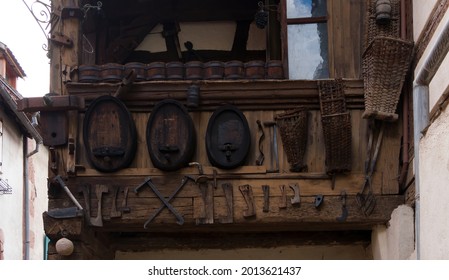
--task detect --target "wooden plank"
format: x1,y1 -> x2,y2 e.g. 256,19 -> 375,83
378,120 -> 402,194
65,80 -> 365,111
48,171 -> 395,231
111,231 -> 371,251
17,95 -> 85,112
71,194 -> 404,232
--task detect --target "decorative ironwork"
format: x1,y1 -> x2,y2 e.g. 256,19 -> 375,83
21,0 -> 53,51
22,1 -> 103,53
83,1 -> 102,16
0,178 -> 12,195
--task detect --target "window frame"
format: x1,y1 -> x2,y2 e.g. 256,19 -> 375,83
281,0 -> 330,79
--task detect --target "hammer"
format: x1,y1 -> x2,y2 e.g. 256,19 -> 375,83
263,121 -> 279,173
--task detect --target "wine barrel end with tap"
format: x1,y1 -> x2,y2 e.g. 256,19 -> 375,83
83,95 -> 137,173
146,99 -> 196,171
206,104 -> 250,169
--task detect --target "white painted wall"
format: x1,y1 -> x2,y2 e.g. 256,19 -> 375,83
0,112 -> 25,259
371,205 -> 415,259
412,1 -> 449,260
27,140 -> 49,260
412,0 -> 437,41
0,103 -> 48,260
419,106 -> 449,259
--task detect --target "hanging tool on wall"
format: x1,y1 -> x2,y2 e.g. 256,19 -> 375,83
189,162 -> 215,224
314,194 -> 324,209
263,121 -> 279,173
135,176 -> 192,228
47,175 -> 83,219
90,184 -> 108,227
219,183 -> 234,224
356,120 -> 385,216
256,120 -> 265,166
196,174 -> 215,225
336,190 -> 348,222
262,185 -> 270,212
279,185 -> 287,209
119,187 -> 131,214
53,175 -> 83,211
239,184 -> 256,218
289,183 -> 300,206
77,183 -> 91,224
109,185 -> 122,218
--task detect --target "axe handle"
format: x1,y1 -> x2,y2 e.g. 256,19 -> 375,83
55,175 -> 83,210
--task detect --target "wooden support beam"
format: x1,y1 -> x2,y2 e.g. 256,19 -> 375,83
110,231 -> 371,252
46,175 -> 404,232
66,79 -> 365,110
17,95 -> 85,112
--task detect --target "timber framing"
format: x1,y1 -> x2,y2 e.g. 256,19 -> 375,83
37,0 -> 411,259
66,79 -> 365,111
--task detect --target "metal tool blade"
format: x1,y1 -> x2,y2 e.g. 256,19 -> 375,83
46,207 -> 83,219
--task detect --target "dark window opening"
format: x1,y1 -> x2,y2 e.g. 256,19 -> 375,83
81,0 -> 281,65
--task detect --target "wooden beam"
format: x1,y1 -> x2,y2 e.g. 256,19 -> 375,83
231,20 -> 252,59
65,79 -> 365,110
110,231 -> 371,252
47,175 -> 404,232
17,95 -> 85,112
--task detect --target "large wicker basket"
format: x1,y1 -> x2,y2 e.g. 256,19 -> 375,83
362,36 -> 414,121
275,108 -> 309,172
318,79 -> 352,174
364,0 -> 401,50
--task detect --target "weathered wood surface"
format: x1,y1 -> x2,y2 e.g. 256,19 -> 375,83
65,79 -> 365,110
17,95 -> 85,112
47,175 -> 403,232
75,110 -> 372,173
111,231 -> 372,252
328,0 -> 365,79
72,109 -> 400,190
48,79 -> 404,237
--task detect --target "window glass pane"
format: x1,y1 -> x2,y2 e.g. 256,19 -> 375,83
287,0 -> 327,18
287,23 -> 329,79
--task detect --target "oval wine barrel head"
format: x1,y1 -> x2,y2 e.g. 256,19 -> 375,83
146,99 -> 196,171
83,95 -> 137,173
206,104 -> 250,169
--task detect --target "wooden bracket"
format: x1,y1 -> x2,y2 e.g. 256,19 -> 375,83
18,95 -> 83,147
49,33 -> 73,48
18,95 -> 85,112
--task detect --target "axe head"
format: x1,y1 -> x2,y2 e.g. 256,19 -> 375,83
46,207 -> 84,219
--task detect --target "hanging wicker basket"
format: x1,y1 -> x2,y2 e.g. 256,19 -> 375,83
275,107 -> 309,172
318,79 -> 352,174
364,0 -> 401,50
362,36 -> 414,121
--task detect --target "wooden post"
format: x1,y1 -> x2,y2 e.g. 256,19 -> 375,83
49,0 -> 81,96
